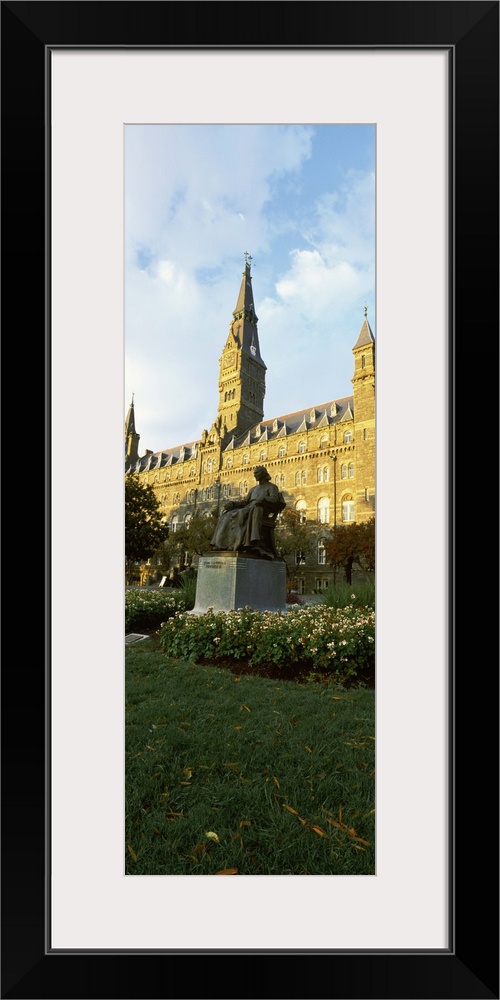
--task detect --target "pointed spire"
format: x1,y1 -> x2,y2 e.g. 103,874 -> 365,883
125,395 -> 140,466
230,253 -> 265,363
125,394 -> 136,435
354,306 -> 375,349
233,252 -> 258,323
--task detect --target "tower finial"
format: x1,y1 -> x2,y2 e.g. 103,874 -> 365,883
243,251 -> 252,273
364,303 -> 368,318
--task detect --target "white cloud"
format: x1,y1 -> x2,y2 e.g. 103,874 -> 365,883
125,126 -> 374,453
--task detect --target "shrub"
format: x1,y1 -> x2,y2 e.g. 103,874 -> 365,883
158,605 -> 375,684
316,581 -> 375,610
286,591 -> 305,605
125,588 -> 188,632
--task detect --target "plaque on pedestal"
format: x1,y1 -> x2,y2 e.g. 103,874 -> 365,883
189,552 -> 288,615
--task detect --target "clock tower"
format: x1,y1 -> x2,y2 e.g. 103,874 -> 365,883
217,254 -> 266,442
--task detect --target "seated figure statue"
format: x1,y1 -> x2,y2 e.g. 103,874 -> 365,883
210,465 -> 286,560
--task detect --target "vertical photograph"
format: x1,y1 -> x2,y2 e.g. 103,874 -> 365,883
124,124 -> 375,875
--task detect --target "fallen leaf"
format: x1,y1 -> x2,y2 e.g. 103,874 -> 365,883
239,819 -> 251,828
233,677 -> 241,683
183,767 -> 194,779
282,803 -> 298,815
272,776 -> 280,788
131,752 -> 142,759
303,745 -> 313,753
206,831 -> 220,843
215,868 -> 239,875
153,827 -> 160,835
331,696 -> 342,701
233,726 -> 243,730
311,825 -> 329,838
145,745 -> 155,751
325,817 -> 342,831
127,845 -> 138,862
179,782 -> 191,786
194,843 -> 206,856
240,704 -> 251,712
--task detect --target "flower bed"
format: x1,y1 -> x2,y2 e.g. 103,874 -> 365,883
125,589 -> 186,632
158,605 -> 375,684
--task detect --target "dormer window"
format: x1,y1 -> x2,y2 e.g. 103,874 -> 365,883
344,431 -> 352,444
298,441 -> 306,454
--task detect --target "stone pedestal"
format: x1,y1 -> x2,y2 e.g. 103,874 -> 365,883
190,552 -> 288,614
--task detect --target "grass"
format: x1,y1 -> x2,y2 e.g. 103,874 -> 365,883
316,581 -> 375,609
126,637 -> 375,876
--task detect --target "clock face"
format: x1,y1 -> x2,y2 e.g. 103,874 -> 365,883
223,351 -> 235,368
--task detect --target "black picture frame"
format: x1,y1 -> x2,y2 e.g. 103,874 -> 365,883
1,2 -> 498,998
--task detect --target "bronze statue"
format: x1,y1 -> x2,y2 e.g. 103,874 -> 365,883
210,466 -> 285,559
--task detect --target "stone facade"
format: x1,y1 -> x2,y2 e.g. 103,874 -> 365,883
125,258 -> 375,593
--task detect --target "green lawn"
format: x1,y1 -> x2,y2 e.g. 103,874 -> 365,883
126,638 -> 375,875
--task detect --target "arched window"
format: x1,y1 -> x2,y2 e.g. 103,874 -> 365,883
207,458 -> 213,473
344,431 -> 352,444
260,451 -> 266,462
320,435 -> 328,449
243,480 -> 248,494
184,513 -> 192,525
296,500 -> 307,524
295,471 -> 301,486
171,515 -> 180,533
317,468 -> 323,483
341,463 -> 347,479
317,539 -> 326,565
278,445 -> 286,458
301,470 -> 307,485
226,457 -> 233,469
298,441 -> 306,454
280,474 -> 286,489
242,454 -> 249,466
342,500 -> 355,522
317,497 -> 330,524
348,463 -> 355,478
323,466 -> 329,482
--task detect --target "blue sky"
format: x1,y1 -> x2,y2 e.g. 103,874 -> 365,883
125,124 -> 375,454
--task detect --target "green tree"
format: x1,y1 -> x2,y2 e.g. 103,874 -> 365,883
355,517 -> 375,574
275,507 -> 321,582
155,511 -> 218,574
125,475 -> 166,583
324,518 -> 375,584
